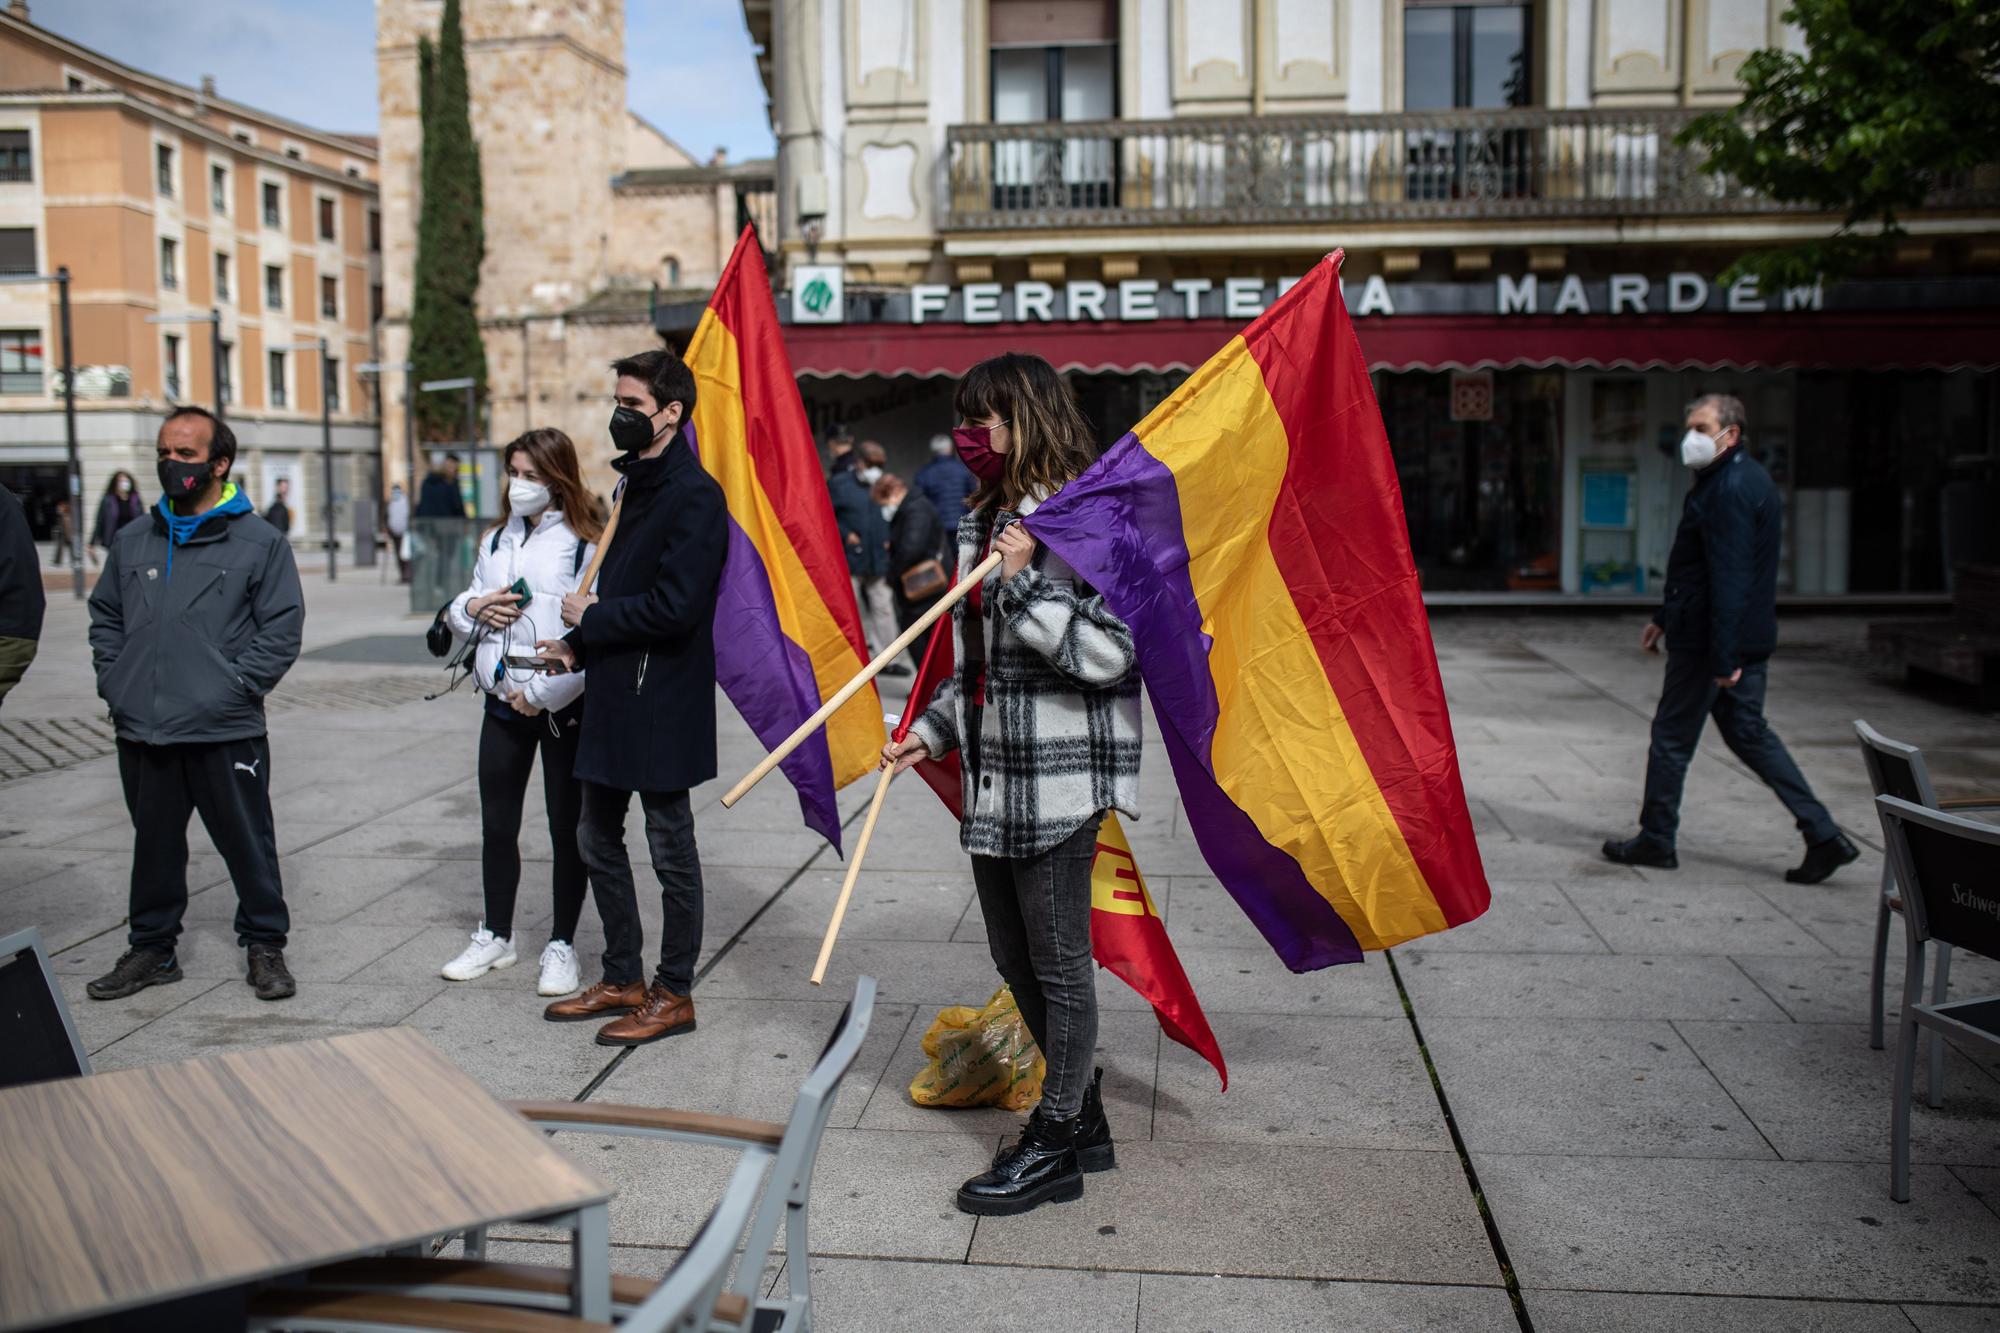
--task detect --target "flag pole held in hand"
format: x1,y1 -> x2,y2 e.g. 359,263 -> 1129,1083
578,490 -> 622,591
721,549 -> 1002,808
810,764 -> 894,985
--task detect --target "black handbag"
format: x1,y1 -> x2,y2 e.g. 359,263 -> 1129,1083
425,603 -> 455,657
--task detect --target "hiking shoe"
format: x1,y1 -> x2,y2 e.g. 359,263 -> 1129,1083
86,947 -> 182,1001
537,940 -> 581,996
441,926 -> 517,981
246,944 -> 296,1001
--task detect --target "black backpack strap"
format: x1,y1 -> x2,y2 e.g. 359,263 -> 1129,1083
489,527 -> 502,555
573,539 -> 587,576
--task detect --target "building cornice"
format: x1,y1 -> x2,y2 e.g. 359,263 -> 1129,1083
375,33 -> 624,80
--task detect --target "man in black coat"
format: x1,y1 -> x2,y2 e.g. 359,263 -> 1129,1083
876,472 -> 945,667
538,348 -> 727,1046
0,482 -> 44,710
1604,393 -> 1857,884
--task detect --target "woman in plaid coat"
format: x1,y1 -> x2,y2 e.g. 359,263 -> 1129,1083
885,352 -> 1142,1217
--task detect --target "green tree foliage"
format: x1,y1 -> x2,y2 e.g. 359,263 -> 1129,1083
409,0 -> 488,443
1681,0 -> 2000,289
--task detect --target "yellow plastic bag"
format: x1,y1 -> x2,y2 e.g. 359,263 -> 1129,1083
908,985 -> 1045,1111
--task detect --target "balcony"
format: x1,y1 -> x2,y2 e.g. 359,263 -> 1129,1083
943,108 -> 1998,231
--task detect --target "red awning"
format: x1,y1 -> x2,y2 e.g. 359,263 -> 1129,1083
783,310 -> 2000,379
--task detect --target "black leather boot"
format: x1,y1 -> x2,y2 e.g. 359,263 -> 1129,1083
956,1106 -> 1084,1216
1601,835 -> 1677,869
1786,832 -> 1860,884
1076,1067 -> 1115,1173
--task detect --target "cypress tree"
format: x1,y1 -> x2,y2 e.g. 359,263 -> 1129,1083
409,0 -> 487,443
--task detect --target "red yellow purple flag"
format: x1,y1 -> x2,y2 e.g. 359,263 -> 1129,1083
684,229 -> 884,847
896,619 -> 1227,1087
1021,251 -> 1491,971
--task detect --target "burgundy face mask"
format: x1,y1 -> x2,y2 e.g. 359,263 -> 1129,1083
951,424 -> 1006,482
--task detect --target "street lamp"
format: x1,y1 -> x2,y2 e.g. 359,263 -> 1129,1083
418,376 -> 479,456
0,267 -> 80,598
142,308 -> 225,422
274,338 -> 335,582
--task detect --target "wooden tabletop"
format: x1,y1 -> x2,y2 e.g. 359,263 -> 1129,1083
0,1027 -> 611,1331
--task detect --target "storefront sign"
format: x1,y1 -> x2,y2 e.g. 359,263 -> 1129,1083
1449,371 -> 1493,422
791,264 -> 845,325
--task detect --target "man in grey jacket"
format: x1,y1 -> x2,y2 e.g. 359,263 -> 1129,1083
86,406 -> 305,1002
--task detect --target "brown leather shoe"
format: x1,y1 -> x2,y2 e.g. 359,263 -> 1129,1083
543,979 -> 646,1023
594,983 -> 696,1047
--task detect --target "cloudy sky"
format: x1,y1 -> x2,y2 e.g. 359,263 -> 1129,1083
38,0 -> 777,160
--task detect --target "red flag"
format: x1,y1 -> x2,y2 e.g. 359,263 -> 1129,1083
896,618 -> 1228,1088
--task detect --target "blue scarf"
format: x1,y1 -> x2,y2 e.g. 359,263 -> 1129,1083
157,483 -> 251,576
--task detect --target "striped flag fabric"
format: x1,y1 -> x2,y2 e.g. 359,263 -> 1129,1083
1022,252 -> 1490,971
895,619 -> 1227,1087
683,228 -> 884,848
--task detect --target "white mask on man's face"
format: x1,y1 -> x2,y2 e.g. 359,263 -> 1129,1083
1680,427 -> 1725,469
857,465 -> 883,485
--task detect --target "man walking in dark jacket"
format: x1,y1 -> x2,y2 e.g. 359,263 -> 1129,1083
86,406 -> 305,1001
0,483 -> 44,710
1603,394 -> 1857,884
537,349 -> 727,1046
913,432 -> 976,553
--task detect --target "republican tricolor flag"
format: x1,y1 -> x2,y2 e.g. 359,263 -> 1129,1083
683,229 -> 884,848
1023,252 -> 1490,970
895,624 -> 1227,1088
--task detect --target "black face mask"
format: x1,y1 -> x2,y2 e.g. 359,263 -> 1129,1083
610,406 -> 663,453
158,458 -> 214,506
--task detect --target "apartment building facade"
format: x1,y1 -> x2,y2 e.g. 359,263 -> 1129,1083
725,0 -> 2000,596
0,4 -> 382,551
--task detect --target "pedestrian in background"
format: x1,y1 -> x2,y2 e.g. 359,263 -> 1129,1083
385,482 -> 411,582
914,431 -> 977,559
831,439 -> 905,674
537,349 -> 726,1047
883,351 -> 1140,1217
92,470 -> 145,564
1603,392 -> 1858,884
417,452 -> 465,517
437,428 -> 602,998
85,406 -> 304,1003
48,498 -> 72,567
266,477 -> 293,537
0,483 -> 43,711
874,471 -> 946,668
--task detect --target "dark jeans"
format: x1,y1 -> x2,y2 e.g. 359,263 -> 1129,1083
577,783 -> 702,992
1640,654 -> 1839,848
477,697 -> 588,942
118,736 -> 288,951
970,813 -> 1104,1121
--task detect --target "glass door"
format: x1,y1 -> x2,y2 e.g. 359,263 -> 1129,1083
1404,1 -> 1531,201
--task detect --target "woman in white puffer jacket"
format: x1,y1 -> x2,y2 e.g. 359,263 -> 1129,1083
439,429 -> 605,996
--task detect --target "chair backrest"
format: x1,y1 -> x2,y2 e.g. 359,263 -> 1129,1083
1854,720 -> 1940,809
624,1147 -> 774,1333
1876,796 -> 2000,964
730,975 -> 877,1306
0,926 -> 90,1090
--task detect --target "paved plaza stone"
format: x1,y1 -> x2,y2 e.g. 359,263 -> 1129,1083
4,581 -> 1999,1330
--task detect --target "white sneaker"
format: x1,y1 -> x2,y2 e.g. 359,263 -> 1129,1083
441,926 -> 517,981
537,940 -> 581,996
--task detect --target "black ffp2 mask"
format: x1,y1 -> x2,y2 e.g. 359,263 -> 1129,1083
610,406 -> 663,453
158,458 -> 214,505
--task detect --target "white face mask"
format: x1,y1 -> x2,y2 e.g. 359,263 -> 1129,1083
508,477 -> 551,516
857,465 -> 883,485
115,479 -> 132,495
1680,428 -> 1724,470
880,502 -> 900,522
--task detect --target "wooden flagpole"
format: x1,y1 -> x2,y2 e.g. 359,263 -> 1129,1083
810,764 -> 894,985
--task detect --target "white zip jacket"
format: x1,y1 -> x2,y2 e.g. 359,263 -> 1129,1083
444,510 -> 594,713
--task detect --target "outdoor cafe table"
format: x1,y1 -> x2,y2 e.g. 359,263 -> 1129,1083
0,1026 -> 613,1330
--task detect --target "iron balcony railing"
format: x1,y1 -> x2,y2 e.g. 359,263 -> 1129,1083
943,107 -> 1998,230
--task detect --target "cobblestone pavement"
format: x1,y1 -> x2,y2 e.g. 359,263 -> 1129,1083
4,581 -> 1998,1331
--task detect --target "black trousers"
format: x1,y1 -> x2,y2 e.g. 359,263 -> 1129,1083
577,783 -> 702,993
970,814 -> 1104,1121
1640,654 -> 1839,849
118,736 -> 288,951
477,699 -> 588,942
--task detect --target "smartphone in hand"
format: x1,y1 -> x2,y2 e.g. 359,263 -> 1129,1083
503,654 -> 565,674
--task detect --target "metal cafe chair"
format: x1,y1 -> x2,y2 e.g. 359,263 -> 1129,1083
277,976 -> 879,1333
0,925 -> 91,1090
1873,796 -> 2000,1203
1853,721 -> 2000,1106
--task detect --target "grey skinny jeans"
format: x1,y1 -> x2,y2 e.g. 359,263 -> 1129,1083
969,812 -> 1104,1120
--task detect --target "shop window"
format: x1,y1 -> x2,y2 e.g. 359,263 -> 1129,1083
163,334 -> 182,399
1403,1 -> 1531,200
0,130 -> 30,182
156,142 -> 175,196
159,237 -> 178,289
264,264 -> 284,311
0,227 -> 35,275
989,0 -> 1116,210
262,182 -> 282,228
268,349 -> 287,408
320,274 -> 339,319
0,328 -> 44,394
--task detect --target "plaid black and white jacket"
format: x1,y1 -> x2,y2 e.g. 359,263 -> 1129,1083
908,497 -> 1142,859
